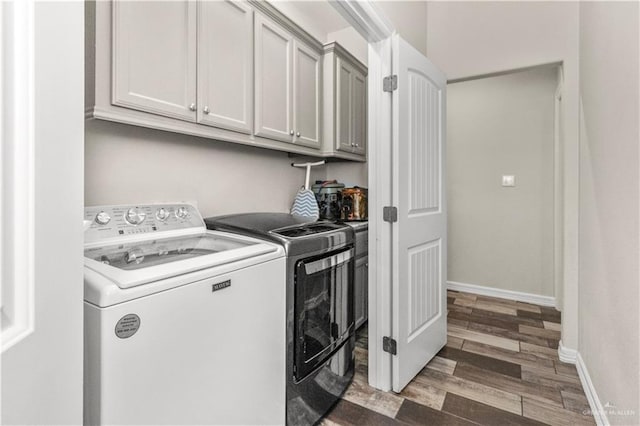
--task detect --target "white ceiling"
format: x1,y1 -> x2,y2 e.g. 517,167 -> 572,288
270,0 -> 352,42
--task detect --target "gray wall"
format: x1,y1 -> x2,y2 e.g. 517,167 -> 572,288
447,67 -> 557,296
578,2 -> 639,423
85,122 -> 367,217
85,120 -> 338,217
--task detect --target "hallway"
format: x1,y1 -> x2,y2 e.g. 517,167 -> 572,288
323,291 -> 596,425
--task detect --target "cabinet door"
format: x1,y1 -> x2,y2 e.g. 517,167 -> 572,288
293,41 -> 321,149
352,70 -> 367,156
335,57 -> 353,152
254,14 -> 293,143
198,1 -> 253,134
112,0 -> 196,121
355,256 -> 368,329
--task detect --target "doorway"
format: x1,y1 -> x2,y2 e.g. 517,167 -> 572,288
445,65 -> 562,305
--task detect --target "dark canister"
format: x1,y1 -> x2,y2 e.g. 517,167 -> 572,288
311,181 -> 345,220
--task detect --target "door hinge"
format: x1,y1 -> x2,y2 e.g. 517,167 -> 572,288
383,206 -> 398,223
383,336 -> 397,355
383,75 -> 398,92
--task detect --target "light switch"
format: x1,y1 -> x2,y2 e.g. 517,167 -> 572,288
502,175 -> 515,187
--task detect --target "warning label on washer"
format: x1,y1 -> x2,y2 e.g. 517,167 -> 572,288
115,314 -> 140,339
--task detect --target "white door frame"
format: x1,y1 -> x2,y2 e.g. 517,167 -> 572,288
1,0 -> 36,352
330,0 -> 396,391
553,68 -> 564,312
365,37 -> 393,391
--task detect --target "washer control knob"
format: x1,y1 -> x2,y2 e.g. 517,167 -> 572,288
95,211 -> 111,225
124,208 -> 146,225
175,206 -> 189,219
156,207 -> 169,221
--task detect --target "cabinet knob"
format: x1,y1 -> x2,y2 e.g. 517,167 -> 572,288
355,143 -> 359,148
296,131 -> 301,137
203,106 -> 210,114
189,103 -> 197,111
290,130 -> 294,136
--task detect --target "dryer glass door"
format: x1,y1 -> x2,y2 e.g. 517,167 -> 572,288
293,248 -> 354,381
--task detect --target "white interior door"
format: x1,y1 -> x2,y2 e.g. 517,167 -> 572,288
391,34 -> 447,392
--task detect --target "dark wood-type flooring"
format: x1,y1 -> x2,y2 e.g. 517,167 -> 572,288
322,291 -> 595,425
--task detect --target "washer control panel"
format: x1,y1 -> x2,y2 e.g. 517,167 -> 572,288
84,203 -> 203,244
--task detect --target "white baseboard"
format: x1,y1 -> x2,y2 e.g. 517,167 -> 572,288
576,352 -> 609,426
556,342 -> 609,426
447,281 -> 556,307
558,340 -> 578,363
555,297 -> 563,312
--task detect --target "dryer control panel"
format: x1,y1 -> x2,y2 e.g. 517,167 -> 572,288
84,204 -> 204,244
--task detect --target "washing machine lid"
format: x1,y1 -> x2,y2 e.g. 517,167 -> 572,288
84,231 -> 277,289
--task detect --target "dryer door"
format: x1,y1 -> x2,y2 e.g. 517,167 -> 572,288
293,248 -> 354,381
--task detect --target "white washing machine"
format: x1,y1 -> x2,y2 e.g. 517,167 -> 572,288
83,203 -> 286,425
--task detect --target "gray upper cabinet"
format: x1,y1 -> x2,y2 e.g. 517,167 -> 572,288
322,42 -> 368,161
197,0 -> 253,134
336,57 -> 353,152
254,13 -> 294,143
254,13 -> 322,148
112,1 -> 197,122
293,41 -> 322,149
352,70 -> 367,156
89,0 -> 357,159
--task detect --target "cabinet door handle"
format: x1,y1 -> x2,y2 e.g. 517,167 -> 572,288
203,106 -> 210,114
189,103 -> 196,112
296,131 -> 301,137
290,130 -> 294,136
